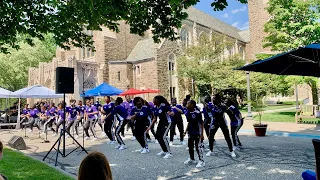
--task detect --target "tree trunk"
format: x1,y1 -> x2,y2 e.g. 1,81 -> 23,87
308,81 -> 318,105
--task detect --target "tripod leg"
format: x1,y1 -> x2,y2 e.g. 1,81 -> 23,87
55,135 -> 62,166
42,134 -> 61,161
65,131 -> 88,154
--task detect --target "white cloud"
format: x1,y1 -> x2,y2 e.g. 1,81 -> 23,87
239,21 -> 249,30
231,6 -> 247,14
232,22 -> 240,27
221,13 -> 229,18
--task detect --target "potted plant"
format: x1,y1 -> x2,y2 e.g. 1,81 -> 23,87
252,98 -> 268,136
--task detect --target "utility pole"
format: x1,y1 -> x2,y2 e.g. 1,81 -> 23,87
246,71 -> 252,118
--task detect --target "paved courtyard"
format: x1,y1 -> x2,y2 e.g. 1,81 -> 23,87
0,123 -> 316,180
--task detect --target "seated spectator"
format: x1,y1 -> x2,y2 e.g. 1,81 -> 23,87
78,152 -> 112,180
0,141 -> 8,180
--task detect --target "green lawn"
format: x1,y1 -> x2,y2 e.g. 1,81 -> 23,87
253,110 -> 320,123
0,148 -> 74,180
240,104 -> 295,113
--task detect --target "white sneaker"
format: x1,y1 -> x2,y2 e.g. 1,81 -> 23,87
180,141 -> 186,145
65,135 -> 70,138
41,132 -> 45,136
110,141 -> 116,144
169,141 -> 173,146
131,136 -> 136,141
184,158 -> 196,165
91,137 -> 97,141
119,145 -> 127,150
155,140 -> 159,144
141,148 -> 149,154
52,133 -> 57,137
163,153 -> 173,159
186,147 -> 189,150
205,148 -> 210,152
85,136 -> 90,140
206,151 -> 214,157
231,151 -> 236,158
28,129 -> 33,133
157,151 -> 166,156
75,135 -> 79,139
196,161 -> 205,168
115,144 -> 121,149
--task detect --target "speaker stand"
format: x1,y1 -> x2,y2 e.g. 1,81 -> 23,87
42,93 -> 88,166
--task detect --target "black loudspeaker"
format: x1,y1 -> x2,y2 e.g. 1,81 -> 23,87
56,67 -> 74,94
8,136 -> 26,150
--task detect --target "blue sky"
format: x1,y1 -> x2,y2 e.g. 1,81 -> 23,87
194,0 -> 249,30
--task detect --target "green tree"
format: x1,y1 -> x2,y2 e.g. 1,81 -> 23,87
0,0 -> 247,54
0,34 -> 56,91
263,0 -> 320,104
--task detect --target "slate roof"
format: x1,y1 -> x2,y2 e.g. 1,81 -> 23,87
185,7 -> 249,43
238,30 -> 250,43
126,38 -> 157,62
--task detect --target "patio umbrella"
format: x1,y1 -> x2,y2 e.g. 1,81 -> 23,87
235,43 -> 320,77
142,88 -> 160,93
119,88 -> 144,96
83,82 -> 124,97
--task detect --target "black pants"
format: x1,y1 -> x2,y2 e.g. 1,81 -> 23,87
209,121 -> 233,152
115,120 -> 126,145
146,116 -> 156,140
135,124 -> 148,149
125,119 -> 135,137
20,117 -> 29,129
231,119 -> 243,147
188,134 -> 204,161
156,123 -> 171,153
104,118 -> 115,141
29,117 -> 40,131
170,120 -> 184,142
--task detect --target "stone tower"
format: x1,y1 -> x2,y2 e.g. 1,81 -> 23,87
247,0 -> 273,60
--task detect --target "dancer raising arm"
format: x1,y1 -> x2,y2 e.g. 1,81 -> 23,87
184,100 -> 205,168
147,95 -> 174,159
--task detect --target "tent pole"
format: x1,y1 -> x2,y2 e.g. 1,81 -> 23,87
16,98 -> 21,129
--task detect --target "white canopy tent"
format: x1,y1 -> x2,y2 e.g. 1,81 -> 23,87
11,84 -> 63,129
0,87 -> 12,98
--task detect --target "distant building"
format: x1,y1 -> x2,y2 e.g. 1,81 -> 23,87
28,7 -> 250,104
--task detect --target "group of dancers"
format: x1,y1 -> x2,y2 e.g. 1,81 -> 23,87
18,93 -> 243,168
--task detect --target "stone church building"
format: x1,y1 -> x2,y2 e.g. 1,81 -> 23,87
28,7 -> 250,103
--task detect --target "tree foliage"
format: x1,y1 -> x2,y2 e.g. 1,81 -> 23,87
263,0 -> 320,104
0,34 -> 56,91
0,0 -> 247,54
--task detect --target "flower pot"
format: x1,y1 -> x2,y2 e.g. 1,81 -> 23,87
253,124 -> 268,137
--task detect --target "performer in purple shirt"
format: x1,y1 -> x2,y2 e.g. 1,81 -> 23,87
53,103 -> 65,136
94,100 -> 104,135
42,103 -> 56,135
65,99 -> 79,137
84,99 -> 98,140
113,97 -> 128,150
129,97 -> 151,154
20,104 -> 29,130
122,95 -> 135,140
27,104 -> 41,133
101,96 -> 116,144
147,95 -> 174,159
225,99 -> 243,151
169,97 -> 185,146
74,100 -> 85,138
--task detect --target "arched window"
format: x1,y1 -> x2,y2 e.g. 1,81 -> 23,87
199,32 -> 209,45
239,46 -> 244,59
180,28 -> 189,50
168,53 -> 176,72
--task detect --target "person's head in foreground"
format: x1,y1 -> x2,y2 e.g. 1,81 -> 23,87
0,141 -> 3,160
78,152 -> 112,180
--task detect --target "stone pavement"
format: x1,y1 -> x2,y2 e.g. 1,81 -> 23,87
0,120 -> 317,180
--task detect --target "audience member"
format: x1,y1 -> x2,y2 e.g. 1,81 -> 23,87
78,152 -> 112,180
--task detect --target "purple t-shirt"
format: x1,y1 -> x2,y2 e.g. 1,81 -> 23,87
58,109 -> 65,119
29,108 -> 39,118
77,105 -> 85,114
22,108 -> 29,115
66,106 -> 79,120
122,100 -> 133,118
86,105 -> 97,119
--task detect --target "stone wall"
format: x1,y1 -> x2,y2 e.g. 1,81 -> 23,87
108,62 -> 132,91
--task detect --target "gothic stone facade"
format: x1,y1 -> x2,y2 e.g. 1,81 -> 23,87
28,7 -> 249,103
